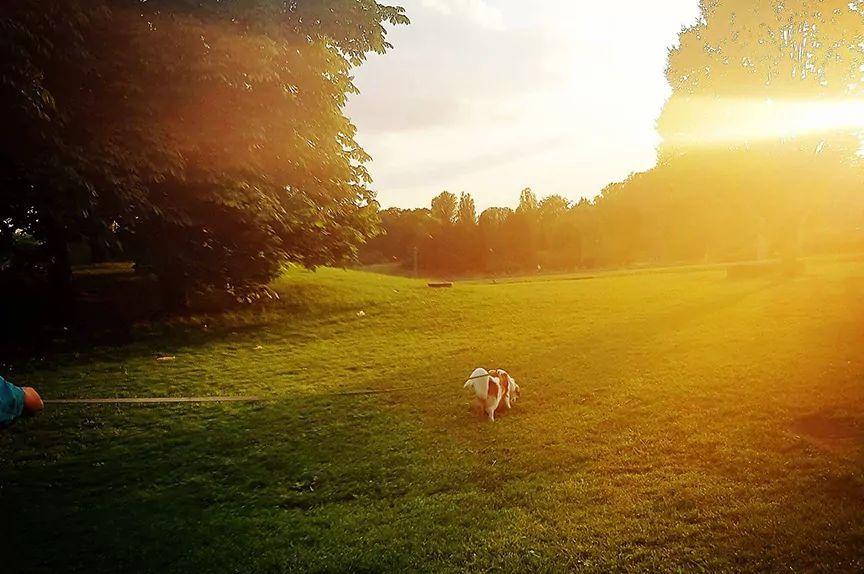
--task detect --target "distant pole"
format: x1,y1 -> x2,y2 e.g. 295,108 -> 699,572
413,246 -> 419,278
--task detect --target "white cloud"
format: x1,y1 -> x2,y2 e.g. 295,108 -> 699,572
347,8 -> 565,134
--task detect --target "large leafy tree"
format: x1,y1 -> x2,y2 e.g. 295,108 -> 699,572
0,1 -> 408,308
651,0 -> 864,259
660,0 -> 864,145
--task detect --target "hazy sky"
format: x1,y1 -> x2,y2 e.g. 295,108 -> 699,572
346,0 -> 701,210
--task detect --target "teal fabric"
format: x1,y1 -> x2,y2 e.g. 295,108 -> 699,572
0,376 -> 25,425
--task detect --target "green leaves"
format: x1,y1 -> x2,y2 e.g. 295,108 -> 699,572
1,0 -> 408,307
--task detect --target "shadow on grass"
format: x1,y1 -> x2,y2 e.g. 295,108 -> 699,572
0,267 -> 405,379
0,386 -> 510,573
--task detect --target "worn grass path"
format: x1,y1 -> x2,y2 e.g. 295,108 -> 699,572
2,259 -> 863,572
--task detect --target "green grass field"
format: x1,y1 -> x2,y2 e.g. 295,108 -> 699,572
2,258 -> 864,573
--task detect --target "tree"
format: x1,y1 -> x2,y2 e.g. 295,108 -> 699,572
566,199 -> 598,267
510,188 -> 540,270
431,191 -> 459,225
624,0 -> 863,263
458,193 -> 478,227
665,1 -> 864,98
452,192 -> 481,271
537,195 -> 576,269
478,207 -> 515,273
0,1 -> 409,309
362,207 -> 432,265
660,0 -> 864,150
516,188 -> 539,214
538,195 -> 569,221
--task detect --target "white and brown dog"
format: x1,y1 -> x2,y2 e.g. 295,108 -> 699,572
463,367 -> 521,422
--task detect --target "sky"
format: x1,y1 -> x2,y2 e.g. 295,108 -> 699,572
345,0 -> 702,211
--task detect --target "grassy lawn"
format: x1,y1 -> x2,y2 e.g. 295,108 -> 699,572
2,258 -> 864,573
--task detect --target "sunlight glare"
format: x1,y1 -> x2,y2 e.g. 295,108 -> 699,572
664,97 -> 864,147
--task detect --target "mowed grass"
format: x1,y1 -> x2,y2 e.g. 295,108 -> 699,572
2,258 -> 864,573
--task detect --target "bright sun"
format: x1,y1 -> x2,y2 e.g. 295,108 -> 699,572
663,97 -> 864,147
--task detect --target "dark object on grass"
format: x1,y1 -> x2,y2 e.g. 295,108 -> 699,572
428,282 -> 453,288
727,260 -> 805,280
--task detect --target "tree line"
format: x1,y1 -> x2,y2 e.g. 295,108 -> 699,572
361,189 -> 592,275
362,150 -> 864,277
